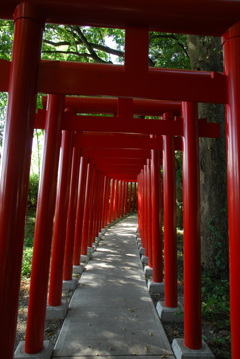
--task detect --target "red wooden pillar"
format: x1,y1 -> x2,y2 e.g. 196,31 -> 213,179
112,179 -> 117,220
137,173 -> 143,238
118,180 -> 122,218
0,4 -> 44,357
140,173 -> 144,239
101,176 -> 107,227
87,167 -> 97,248
151,139 -> 163,283
182,102 -> 202,349
223,24 -> 240,359
116,180 -> 119,219
143,165 -> 148,255
63,146 -> 81,280
123,181 -> 127,215
162,113 -> 178,307
48,130 -> 74,306
126,181 -> 129,214
104,177 -> 111,226
141,170 -> 145,249
121,181 -> 124,216
81,163 -> 94,255
129,182 -> 133,213
106,177 -> 111,225
73,156 -> 88,265
25,95 -> 64,354
117,180 -> 120,218
99,173 -> 107,231
92,170 -> 101,241
109,178 -> 115,223
133,182 -> 137,211
97,173 -> 104,232
127,182 -> 130,213
119,181 -> 122,217
126,182 -> 129,213
101,176 -> 108,227
87,168 -> 97,248
117,180 -> 121,218
114,180 -> 118,219
147,159 -> 153,267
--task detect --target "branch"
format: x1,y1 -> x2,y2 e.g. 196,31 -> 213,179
150,33 -> 189,57
91,43 -> 124,57
44,37 -> 155,66
70,26 -> 109,63
42,50 -> 93,60
44,39 -> 80,47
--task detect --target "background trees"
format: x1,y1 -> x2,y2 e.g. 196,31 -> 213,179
0,21 -> 227,273
187,36 -> 228,276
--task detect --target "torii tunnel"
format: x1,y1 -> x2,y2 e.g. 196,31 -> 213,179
0,1 -> 240,358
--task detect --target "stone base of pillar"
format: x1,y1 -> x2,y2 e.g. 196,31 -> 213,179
62,278 -> 78,290
81,254 -> 91,263
172,339 -> 215,359
87,246 -> 95,254
156,301 -> 183,322
141,255 -> 148,265
46,300 -> 69,320
147,280 -> 164,293
14,340 -> 53,359
95,236 -> 101,243
144,266 -> 153,277
136,237 -> 141,244
73,265 -> 84,275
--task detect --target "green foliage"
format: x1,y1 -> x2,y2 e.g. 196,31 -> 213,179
176,231 -> 184,282
21,247 -> 33,278
207,210 -> 228,274
0,20 -> 14,61
149,32 -> 190,69
201,212 -> 230,331
24,207 -> 36,248
202,274 -> 230,329
177,229 -> 229,332
42,24 -> 124,64
175,151 -> 183,186
28,174 -> 39,208
202,212 -> 229,332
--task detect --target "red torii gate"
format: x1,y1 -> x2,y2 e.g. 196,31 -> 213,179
0,1 -> 239,359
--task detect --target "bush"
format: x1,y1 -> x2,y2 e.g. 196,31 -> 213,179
21,247 -> 33,277
28,174 -> 39,208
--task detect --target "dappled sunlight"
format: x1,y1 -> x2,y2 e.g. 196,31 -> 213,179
97,247 -> 116,253
91,262 -> 116,269
55,214 -> 173,358
113,234 -> 135,238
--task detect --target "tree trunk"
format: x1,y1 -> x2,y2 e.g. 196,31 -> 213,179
187,35 -> 228,274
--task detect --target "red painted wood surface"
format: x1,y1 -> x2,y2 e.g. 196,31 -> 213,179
0,4 -> 44,357
1,0 -> 240,36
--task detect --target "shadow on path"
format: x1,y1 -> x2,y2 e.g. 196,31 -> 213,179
53,214 -> 174,359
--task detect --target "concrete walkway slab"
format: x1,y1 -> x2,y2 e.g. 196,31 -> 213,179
52,214 -> 174,359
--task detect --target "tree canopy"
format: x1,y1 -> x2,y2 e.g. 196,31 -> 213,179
0,20 -> 228,273
0,21 -> 190,148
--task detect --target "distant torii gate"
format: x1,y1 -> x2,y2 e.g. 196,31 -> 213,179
0,1 -> 239,359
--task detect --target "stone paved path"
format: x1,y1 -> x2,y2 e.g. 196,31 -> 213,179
52,214 -> 174,359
